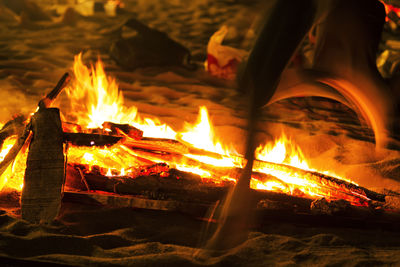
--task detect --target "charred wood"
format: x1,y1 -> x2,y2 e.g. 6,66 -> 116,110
66,162 -> 317,212
64,132 -> 122,147
122,137 -> 189,155
67,163 -> 230,203
102,121 -> 143,139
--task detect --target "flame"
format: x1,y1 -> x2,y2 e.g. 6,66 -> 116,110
0,136 -> 18,162
381,1 -> 400,21
255,134 -> 309,170
67,144 -> 144,176
61,55 -> 366,205
0,136 -> 28,192
180,107 -> 230,155
66,53 -> 176,139
178,106 -> 239,168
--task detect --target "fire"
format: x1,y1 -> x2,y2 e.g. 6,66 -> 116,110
381,1 -> 400,21
255,134 -> 309,170
67,144 -> 143,176
0,136 -> 18,162
0,54 -> 368,207
66,53 -> 176,139
179,106 -> 238,168
0,136 -> 28,192
180,107 -> 227,155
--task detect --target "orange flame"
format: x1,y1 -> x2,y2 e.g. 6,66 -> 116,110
255,134 -> 309,170
66,53 -> 176,139
381,1 -> 400,21
0,136 -> 27,192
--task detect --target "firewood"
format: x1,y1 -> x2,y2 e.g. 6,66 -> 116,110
62,129 -> 385,206
122,136 -> 233,159
102,121 -> 143,140
64,132 -> 122,147
63,190 -> 212,217
62,121 -> 83,133
122,137 -> 189,155
66,163 -> 231,202
62,190 -> 400,233
117,144 -> 384,204
252,160 -> 386,203
66,162 -> 315,210
21,108 -> 65,224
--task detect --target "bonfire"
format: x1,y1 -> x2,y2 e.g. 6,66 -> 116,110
0,54 -> 390,221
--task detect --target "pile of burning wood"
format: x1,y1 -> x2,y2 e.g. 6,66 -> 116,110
0,56 -> 398,227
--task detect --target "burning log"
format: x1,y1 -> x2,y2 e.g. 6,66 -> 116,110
115,138 -> 385,205
63,121 -> 143,147
66,163 -> 231,203
102,122 -> 143,140
65,157 -> 385,214
123,137 -> 189,155
64,132 -> 122,147
253,160 -> 386,204
65,162 -> 315,212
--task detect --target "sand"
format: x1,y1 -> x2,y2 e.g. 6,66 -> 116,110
0,0 -> 400,266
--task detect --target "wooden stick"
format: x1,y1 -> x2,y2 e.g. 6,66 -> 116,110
102,122 -> 143,140
38,72 -> 71,109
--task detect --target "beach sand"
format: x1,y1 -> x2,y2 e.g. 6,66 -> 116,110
1,0 -> 400,265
